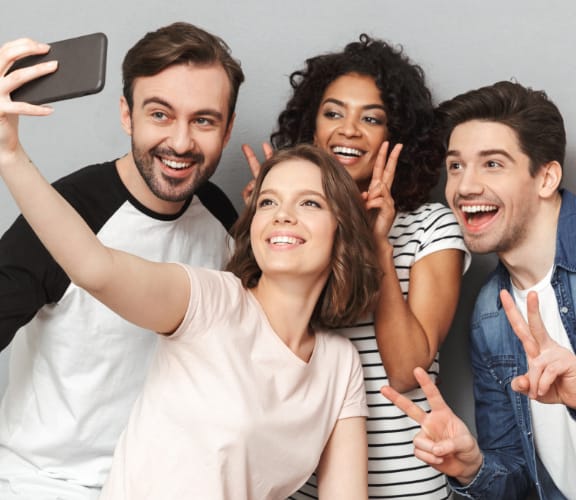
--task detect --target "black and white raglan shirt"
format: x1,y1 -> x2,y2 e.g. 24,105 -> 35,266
0,160 -> 237,496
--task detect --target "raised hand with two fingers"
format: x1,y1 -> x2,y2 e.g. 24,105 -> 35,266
240,142 -> 273,204
381,367 -> 483,485
363,141 -> 402,240
500,289 -> 576,408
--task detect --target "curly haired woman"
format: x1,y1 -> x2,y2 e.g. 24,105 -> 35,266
244,35 -> 471,499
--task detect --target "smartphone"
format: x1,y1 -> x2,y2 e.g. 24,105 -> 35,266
9,32 -> 108,105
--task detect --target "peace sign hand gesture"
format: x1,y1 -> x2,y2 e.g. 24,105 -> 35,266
381,367 -> 483,485
363,141 -> 402,241
501,289 -> 576,408
240,142 -> 273,205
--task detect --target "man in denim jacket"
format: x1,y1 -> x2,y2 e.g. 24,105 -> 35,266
382,81 -> 576,499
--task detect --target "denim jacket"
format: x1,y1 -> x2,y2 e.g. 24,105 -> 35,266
450,190 -> 576,500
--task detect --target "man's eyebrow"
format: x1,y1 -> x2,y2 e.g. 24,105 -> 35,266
142,97 -> 173,110
445,149 -> 515,162
321,97 -> 385,111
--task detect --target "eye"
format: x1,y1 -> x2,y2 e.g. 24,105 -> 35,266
362,115 -> 384,125
302,199 -> 322,208
194,116 -> 216,127
486,160 -> 501,168
446,161 -> 462,171
322,109 -> 342,120
257,197 -> 275,208
151,111 -> 168,121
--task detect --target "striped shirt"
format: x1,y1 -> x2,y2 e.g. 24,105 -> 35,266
290,203 -> 470,499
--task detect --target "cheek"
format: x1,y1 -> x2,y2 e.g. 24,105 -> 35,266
313,119 -> 331,146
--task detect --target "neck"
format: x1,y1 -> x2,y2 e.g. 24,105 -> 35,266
251,274 -> 326,360
500,193 -> 561,289
116,154 -> 186,215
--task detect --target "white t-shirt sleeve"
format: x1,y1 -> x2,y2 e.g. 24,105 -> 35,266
416,203 -> 471,274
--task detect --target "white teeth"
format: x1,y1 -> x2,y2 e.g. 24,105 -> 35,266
270,236 -> 301,245
332,146 -> 363,157
461,205 -> 498,213
161,159 -> 190,170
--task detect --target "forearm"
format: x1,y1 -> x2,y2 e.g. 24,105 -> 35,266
374,245 -> 435,392
317,417 -> 368,500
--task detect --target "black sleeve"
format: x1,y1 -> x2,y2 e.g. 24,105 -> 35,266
195,181 -> 238,233
0,160 -> 124,352
0,214 -> 70,351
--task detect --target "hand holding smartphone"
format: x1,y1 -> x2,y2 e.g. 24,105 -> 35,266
8,32 -> 108,105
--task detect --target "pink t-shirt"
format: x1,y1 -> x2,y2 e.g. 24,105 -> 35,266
100,267 -> 367,500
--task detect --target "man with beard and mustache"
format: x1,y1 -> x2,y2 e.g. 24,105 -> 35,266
382,81 -> 576,500
0,22 -> 243,499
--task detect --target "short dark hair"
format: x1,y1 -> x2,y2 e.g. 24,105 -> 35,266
122,22 -> 244,122
226,144 -> 381,330
436,81 -> 566,175
270,34 -> 442,212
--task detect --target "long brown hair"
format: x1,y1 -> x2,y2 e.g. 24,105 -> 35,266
227,144 -> 381,329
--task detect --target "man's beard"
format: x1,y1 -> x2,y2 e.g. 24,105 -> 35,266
132,141 -> 218,202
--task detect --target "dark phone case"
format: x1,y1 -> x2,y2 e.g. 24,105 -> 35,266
9,32 -> 107,105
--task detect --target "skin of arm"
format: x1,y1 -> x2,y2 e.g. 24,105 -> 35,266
365,143 -> 464,392
375,246 -> 464,392
0,39 -> 189,336
316,416 -> 368,499
0,152 -> 190,335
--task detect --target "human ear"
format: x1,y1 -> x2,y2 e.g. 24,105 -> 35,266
223,113 -> 235,147
119,96 -> 133,136
539,160 -> 562,197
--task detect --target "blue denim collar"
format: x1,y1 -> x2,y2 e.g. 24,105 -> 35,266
492,189 -> 576,309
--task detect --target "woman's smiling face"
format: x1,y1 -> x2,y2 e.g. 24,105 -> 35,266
314,72 -> 389,191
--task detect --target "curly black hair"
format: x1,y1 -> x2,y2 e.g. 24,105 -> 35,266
270,34 -> 442,212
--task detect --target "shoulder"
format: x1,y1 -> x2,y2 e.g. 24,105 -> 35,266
53,161 -> 120,195
51,160 -> 129,231
315,331 -> 362,366
195,181 -> 238,232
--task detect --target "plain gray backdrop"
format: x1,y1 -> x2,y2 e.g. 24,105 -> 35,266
2,0 -> 576,440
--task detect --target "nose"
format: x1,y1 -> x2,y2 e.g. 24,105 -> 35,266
273,203 -> 296,224
167,121 -> 194,154
337,115 -> 361,138
447,166 -> 484,198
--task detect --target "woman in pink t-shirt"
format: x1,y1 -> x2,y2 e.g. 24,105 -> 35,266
0,110 -> 383,500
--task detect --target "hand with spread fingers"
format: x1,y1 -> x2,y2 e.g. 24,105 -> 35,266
381,367 -> 483,485
241,142 -> 273,204
501,289 -> 576,408
363,141 -> 402,241
0,38 -> 57,158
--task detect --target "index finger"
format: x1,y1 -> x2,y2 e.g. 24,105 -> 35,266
370,141 -> 389,188
500,289 -> 540,358
381,384 -> 428,425
241,143 -> 262,179
0,38 -> 50,76
382,143 -> 403,189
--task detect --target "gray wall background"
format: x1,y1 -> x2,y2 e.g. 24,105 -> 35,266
2,0 -> 576,438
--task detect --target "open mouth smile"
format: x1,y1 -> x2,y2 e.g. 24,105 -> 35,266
460,204 -> 499,228
160,157 -> 193,170
268,235 -> 305,246
331,146 -> 365,158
